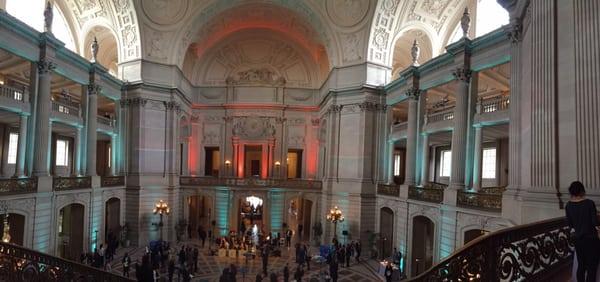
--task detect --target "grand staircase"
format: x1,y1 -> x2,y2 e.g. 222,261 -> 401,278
0,241 -> 131,281
408,217 -> 574,282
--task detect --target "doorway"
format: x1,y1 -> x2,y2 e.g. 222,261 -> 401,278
245,146 -> 262,178
286,198 -> 313,242
379,207 -> 394,258
239,196 -> 264,238
204,147 -> 220,177
188,195 -> 209,238
58,204 -> 85,260
287,149 -> 303,179
105,198 -> 121,242
0,213 -> 25,246
411,216 -> 434,277
464,229 -> 487,245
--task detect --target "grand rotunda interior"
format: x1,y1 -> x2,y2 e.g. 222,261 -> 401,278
0,0 -> 597,281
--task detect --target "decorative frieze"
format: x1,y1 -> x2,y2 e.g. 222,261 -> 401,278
232,117 -> 276,139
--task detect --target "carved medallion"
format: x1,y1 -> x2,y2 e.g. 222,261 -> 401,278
326,0 -> 370,28
142,0 -> 188,26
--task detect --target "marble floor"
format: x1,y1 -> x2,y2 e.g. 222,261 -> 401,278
107,239 -> 383,281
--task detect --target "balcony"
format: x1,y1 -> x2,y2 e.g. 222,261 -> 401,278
180,177 -> 322,190
424,107 -> 455,132
52,176 -> 92,191
52,100 -> 80,118
0,84 -> 30,113
377,183 -> 400,197
0,178 -> 37,196
408,184 -> 444,203
474,96 -> 510,125
390,121 -> 408,139
101,175 -> 124,187
457,190 -> 502,212
97,115 -> 116,127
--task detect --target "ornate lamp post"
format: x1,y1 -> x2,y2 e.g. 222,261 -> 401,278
326,206 -> 344,240
153,200 -> 170,241
1,203 -> 10,243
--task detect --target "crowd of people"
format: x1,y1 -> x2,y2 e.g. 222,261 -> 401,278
78,230 -> 120,271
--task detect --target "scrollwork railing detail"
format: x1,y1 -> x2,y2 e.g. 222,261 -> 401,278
408,185 -> 444,203
409,217 -> 573,282
457,190 -> 503,212
52,176 -> 92,191
0,178 -> 37,195
180,177 -> 322,190
101,176 -> 124,187
377,184 -> 400,197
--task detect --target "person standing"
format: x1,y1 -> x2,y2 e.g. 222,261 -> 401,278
565,181 -> 600,282
168,259 -> 175,282
285,229 -> 292,248
193,248 -> 199,273
293,266 -> 304,282
262,245 -> 270,275
384,262 -> 393,282
298,224 -> 303,241
122,252 -> 131,278
283,263 -> 290,282
200,227 -> 207,248
355,241 -> 361,263
345,244 -> 351,267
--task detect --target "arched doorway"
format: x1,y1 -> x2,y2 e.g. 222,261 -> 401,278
105,198 -> 121,242
464,229 -> 488,245
188,195 -> 210,239
58,203 -> 85,260
239,196 -> 264,237
379,207 -> 394,259
411,216 -> 434,277
286,198 -> 313,242
0,213 -> 25,246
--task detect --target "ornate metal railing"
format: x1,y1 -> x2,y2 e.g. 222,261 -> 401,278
426,107 -> 454,124
180,177 -> 322,189
408,217 -> 573,282
53,176 -> 92,191
478,96 -> 510,114
0,178 -> 37,195
52,101 -> 80,117
481,186 -> 507,194
97,116 -> 115,127
377,183 -> 400,197
100,176 -> 124,187
392,121 -> 408,131
408,185 -> 444,203
457,190 -> 502,212
423,182 -> 448,190
0,241 -> 132,281
0,84 -> 27,102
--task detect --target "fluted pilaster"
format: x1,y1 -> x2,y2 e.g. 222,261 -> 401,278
86,84 -> 100,176
405,89 -> 420,185
32,59 -> 54,176
472,126 -> 483,191
420,133 -> 429,186
15,114 -> 28,177
507,21 -> 522,189
449,68 -> 472,189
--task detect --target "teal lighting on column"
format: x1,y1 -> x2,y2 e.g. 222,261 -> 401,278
269,190 -> 284,233
215,188 -> 230,236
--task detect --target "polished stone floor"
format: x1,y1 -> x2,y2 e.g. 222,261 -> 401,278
108,239 -> 383,281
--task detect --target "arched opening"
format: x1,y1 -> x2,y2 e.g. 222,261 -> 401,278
286,198 -> 313,242
57,203 -> 85,260
0,213 -> 25,246
105,198 -> 121,243
464,229 -> 488,245
187,195 -> 212,239
391,29 -> 433,77
411,216 -> 434,277
379,207 -> 394,259
83,26 -> 119,76
238,195 -> 264,238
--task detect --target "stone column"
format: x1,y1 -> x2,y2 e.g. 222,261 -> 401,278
32,59 -> 54,176
74,127 -> 82,176
267,139 -> 275,178
404,90 -> 420,185
449,68 -> 471,190
387,140 -> 395,183
14,114 -> 28,177
472,126 -> 483,191
261,143 -> 268,179
110,134 -> 117,175
86,84 -> 100,176
420,133 -> 429,186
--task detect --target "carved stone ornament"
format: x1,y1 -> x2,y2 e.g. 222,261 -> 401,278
507,21 -> 522,43
461,8 -> 471,38
311,118 -> 320,127
141,0 -> 188,26
227,68 -> 286,86
405,88 -> 422,99
326,0 -> 370,28
87,84 -> 102,95
411,39 -> 420,66
232,117 -> 276,139
91,37 -> 99,62
453,68 -> 472,83
44,1 -> 54,33
37,59 -> 56,74
164,101 -> 180,112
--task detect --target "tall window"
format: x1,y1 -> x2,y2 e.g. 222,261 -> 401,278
7,133 -> 19,164
56,139 -> 69,166
393,153 -> 401,176
482,148 -> 497,179
107,146 -> 112,168
440,150 -> 452,177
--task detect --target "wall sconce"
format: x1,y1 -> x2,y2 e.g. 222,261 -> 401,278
225,160 -> 231,166
275,161 -> 281,166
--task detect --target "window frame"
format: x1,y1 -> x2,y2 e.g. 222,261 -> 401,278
440,150 -> 452,177
55,139 -> 69,167
481,147 -> 497,179
7,132 -> 19,164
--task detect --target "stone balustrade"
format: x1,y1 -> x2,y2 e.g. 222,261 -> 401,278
52,176 -> 92,191
51,100 -> 80,117
97,115 -> 116,127
100,175 -> 124,187
377,183 -> 400,197
0,84 -> 27,102
478,96 -> 510,114
0,178 -> 37,195
180,177 -> 322,189
426,107 -> 455,124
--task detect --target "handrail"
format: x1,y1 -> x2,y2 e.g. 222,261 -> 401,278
101,175 -> 124,187
478,96 -> 510,114
481,186 -> 507,194
0,241 -> 132,281
426,107 -> 454,124
377,183 -> 400,197
408,185 -> 444,203
457,190 -> 502,212
180,176 -> 322,189
0,84 -> 27,102
97,116 -> 116,127
53,176 -> 92,191
408,216 -> 573,281
52,100 -> 80,117
0,178 -> 37,195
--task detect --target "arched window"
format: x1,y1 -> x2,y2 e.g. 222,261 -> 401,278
6,0 -> 76,51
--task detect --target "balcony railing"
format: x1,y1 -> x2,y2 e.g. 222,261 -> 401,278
97,116 -> 116,127
0,178 -> 37,195
0,84 -> 27,102
481,186 -> 507,194
478,96 -> 510,114
457,190 -> 502,212
180,177 -> 322,189
408,185 -> 444,203
392,121 -> 408,131
0,241 -> 132,281
377,183 -> 400,197
52,101 -> 80,117
53,176 -> 92,191
426,108 -> 454,124
101,175 -> 124,187
408,217 -> 573,282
